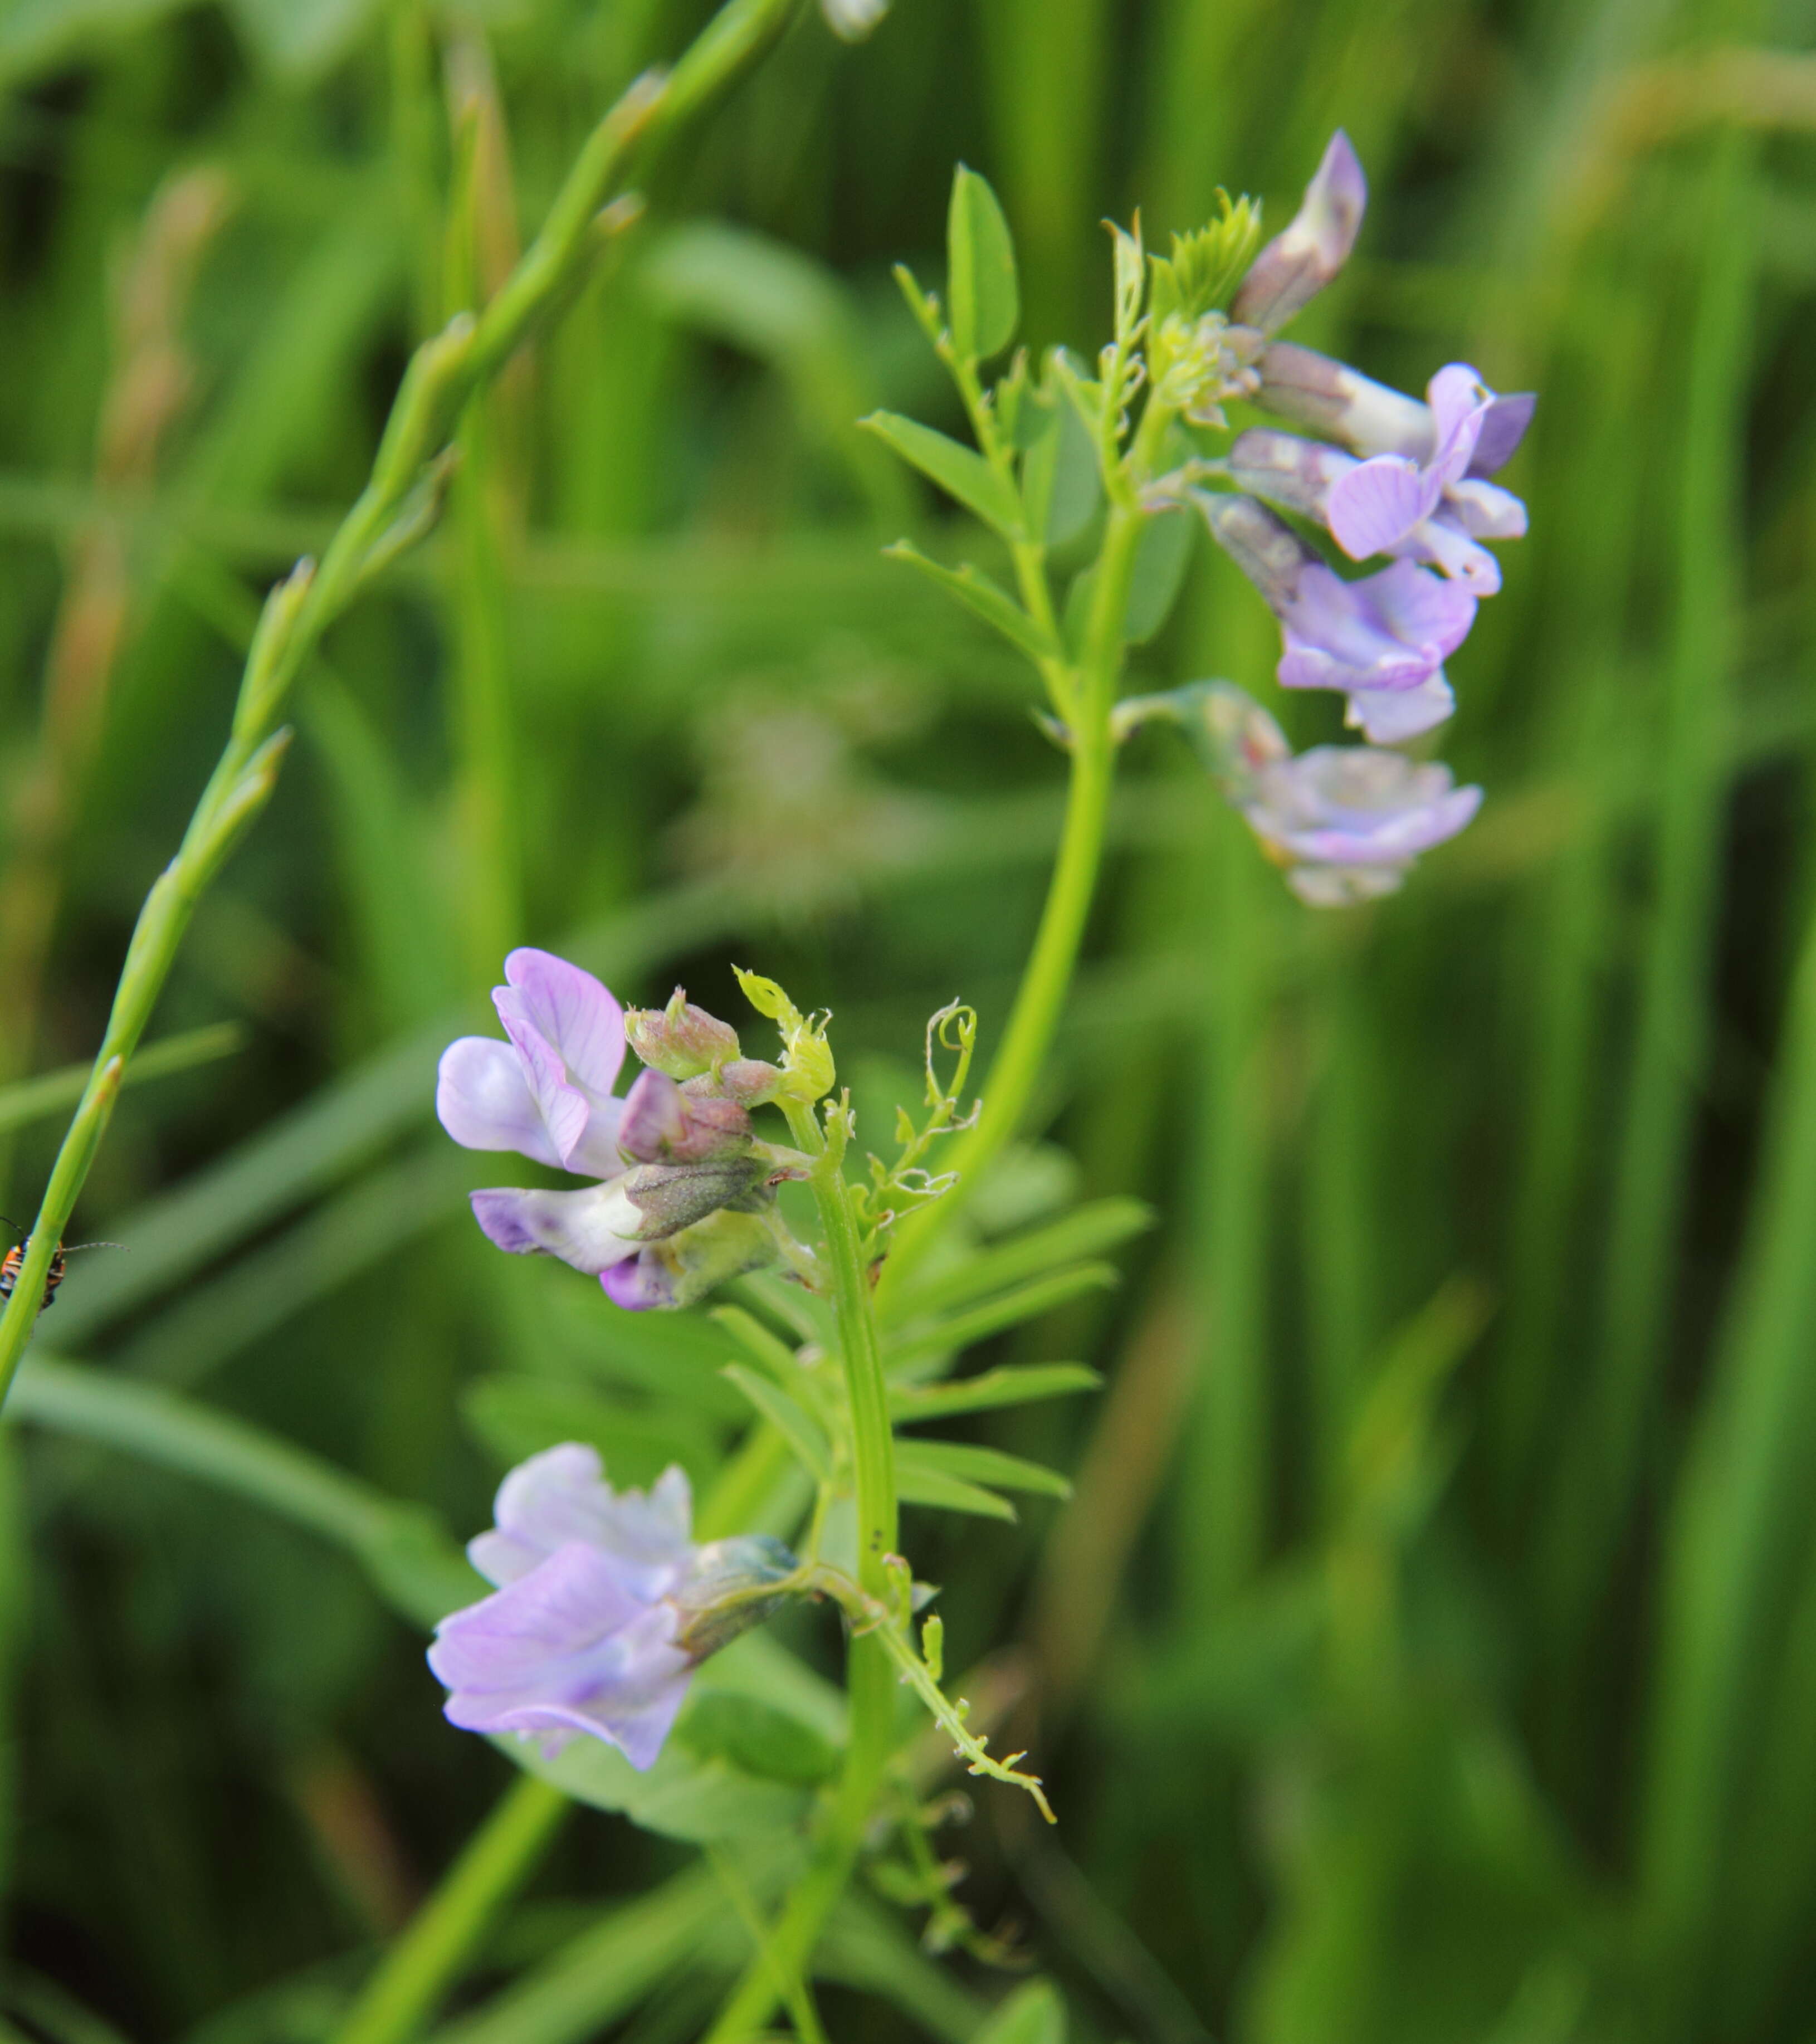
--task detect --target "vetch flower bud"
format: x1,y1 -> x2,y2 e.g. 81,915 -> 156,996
618,1069 -> 753,1164
619,1155 -> 771,1240
1232,131 -> 1366,334
624,988 -> 742,1081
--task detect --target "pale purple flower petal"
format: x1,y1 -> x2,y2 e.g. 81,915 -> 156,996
429,1541 -> 693,1770
501,949 -> 626,1099
1327,457 -> 1442,561
1445,476 -> 1528,541
1470,392 -> 1536,476
1233,131 -> 1367,334
1198,492 -> 1472,737
468,1445 -> 693,1592
1277,558 -> 1476,701
469,1184 -> 643,1275
1343,671 -> 1456,745
492,950 -> 626,1177
437,1037 -> 564,1168
439,950 -> 629,1178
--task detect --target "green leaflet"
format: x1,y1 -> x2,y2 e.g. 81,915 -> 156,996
883,542 -> 1057,665
946,164 -> 1021,362
888,1363 -> 1101,1421
895,1437 -> 1070,1500
892,1457 -> 1017,1522
720,1364 -> 833,1484
861,412 -> 1024,538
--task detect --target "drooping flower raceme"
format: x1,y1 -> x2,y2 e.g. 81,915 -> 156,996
436,950 -> 774,1306
428,1444 -> 798,1769
1196,683 -> 1482,905
1140,129 -> 1534,905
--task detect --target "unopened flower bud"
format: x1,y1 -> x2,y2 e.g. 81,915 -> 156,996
626,988 -> 742,1080
621,1155 -> 771,1240
669,1534 -> 799,1660
697,1058 -> 787,1107
1232,130 -> 1366,335
619,1069 -> 754,1164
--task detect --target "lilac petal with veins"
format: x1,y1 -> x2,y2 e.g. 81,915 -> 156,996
437,1037 -> 564,1167
1326,457 -> 1437,559
502,949 -> 626,1098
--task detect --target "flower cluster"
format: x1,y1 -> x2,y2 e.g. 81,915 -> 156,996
429,1445 -> 797,1768
1182,133 -> 1531,900
436,950 -> 803,1311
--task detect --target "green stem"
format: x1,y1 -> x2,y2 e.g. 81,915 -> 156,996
700,1097 -> 901,2044
876,499 -> 1145,1304
330,1774 -> 568,2044
0,0 -> 805,1413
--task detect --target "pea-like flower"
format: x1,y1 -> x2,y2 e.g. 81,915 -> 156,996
1200,685 -> 1481,906
437,952 -> 770,1301
1322,364 -> 1529,592
1197,492 -> 1474,743
1228,399 -> 1521,597
428,1445 -> 798,1769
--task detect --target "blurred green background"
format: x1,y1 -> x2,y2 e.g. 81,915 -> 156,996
2,0 -> 1814,2038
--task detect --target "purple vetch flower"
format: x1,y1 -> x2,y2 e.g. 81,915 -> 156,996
1197,492 -> 1474,743
1231,131 -> 1368,335
429,1445 -> 797,1769
1323,364 -> 1529,593
1198,685 -> 1482,906
437,954 -> 769,1305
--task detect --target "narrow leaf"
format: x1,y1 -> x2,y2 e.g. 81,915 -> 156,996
721,1364 -> 832,1482
884,542 -> 1056,665
861,412 -> 1023,537
897,1438 -> 1071,1499
889,1363 -> 1101,1422
893,1457 -> 1017,1521
1124,507 -> 1196,642
887,1198 -> 1153,1321
885,1264 -> 1120,1367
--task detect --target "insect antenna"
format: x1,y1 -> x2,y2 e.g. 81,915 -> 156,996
61,1241 -> 126,1256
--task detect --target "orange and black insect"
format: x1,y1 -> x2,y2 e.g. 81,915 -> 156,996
0,1216 -> 123,1313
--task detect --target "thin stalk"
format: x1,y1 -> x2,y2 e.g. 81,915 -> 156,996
329,1774 -> 569,2044
0,0 -> 806,1410
876,499 -> 1146,1304
700,1096 -> 900,2044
